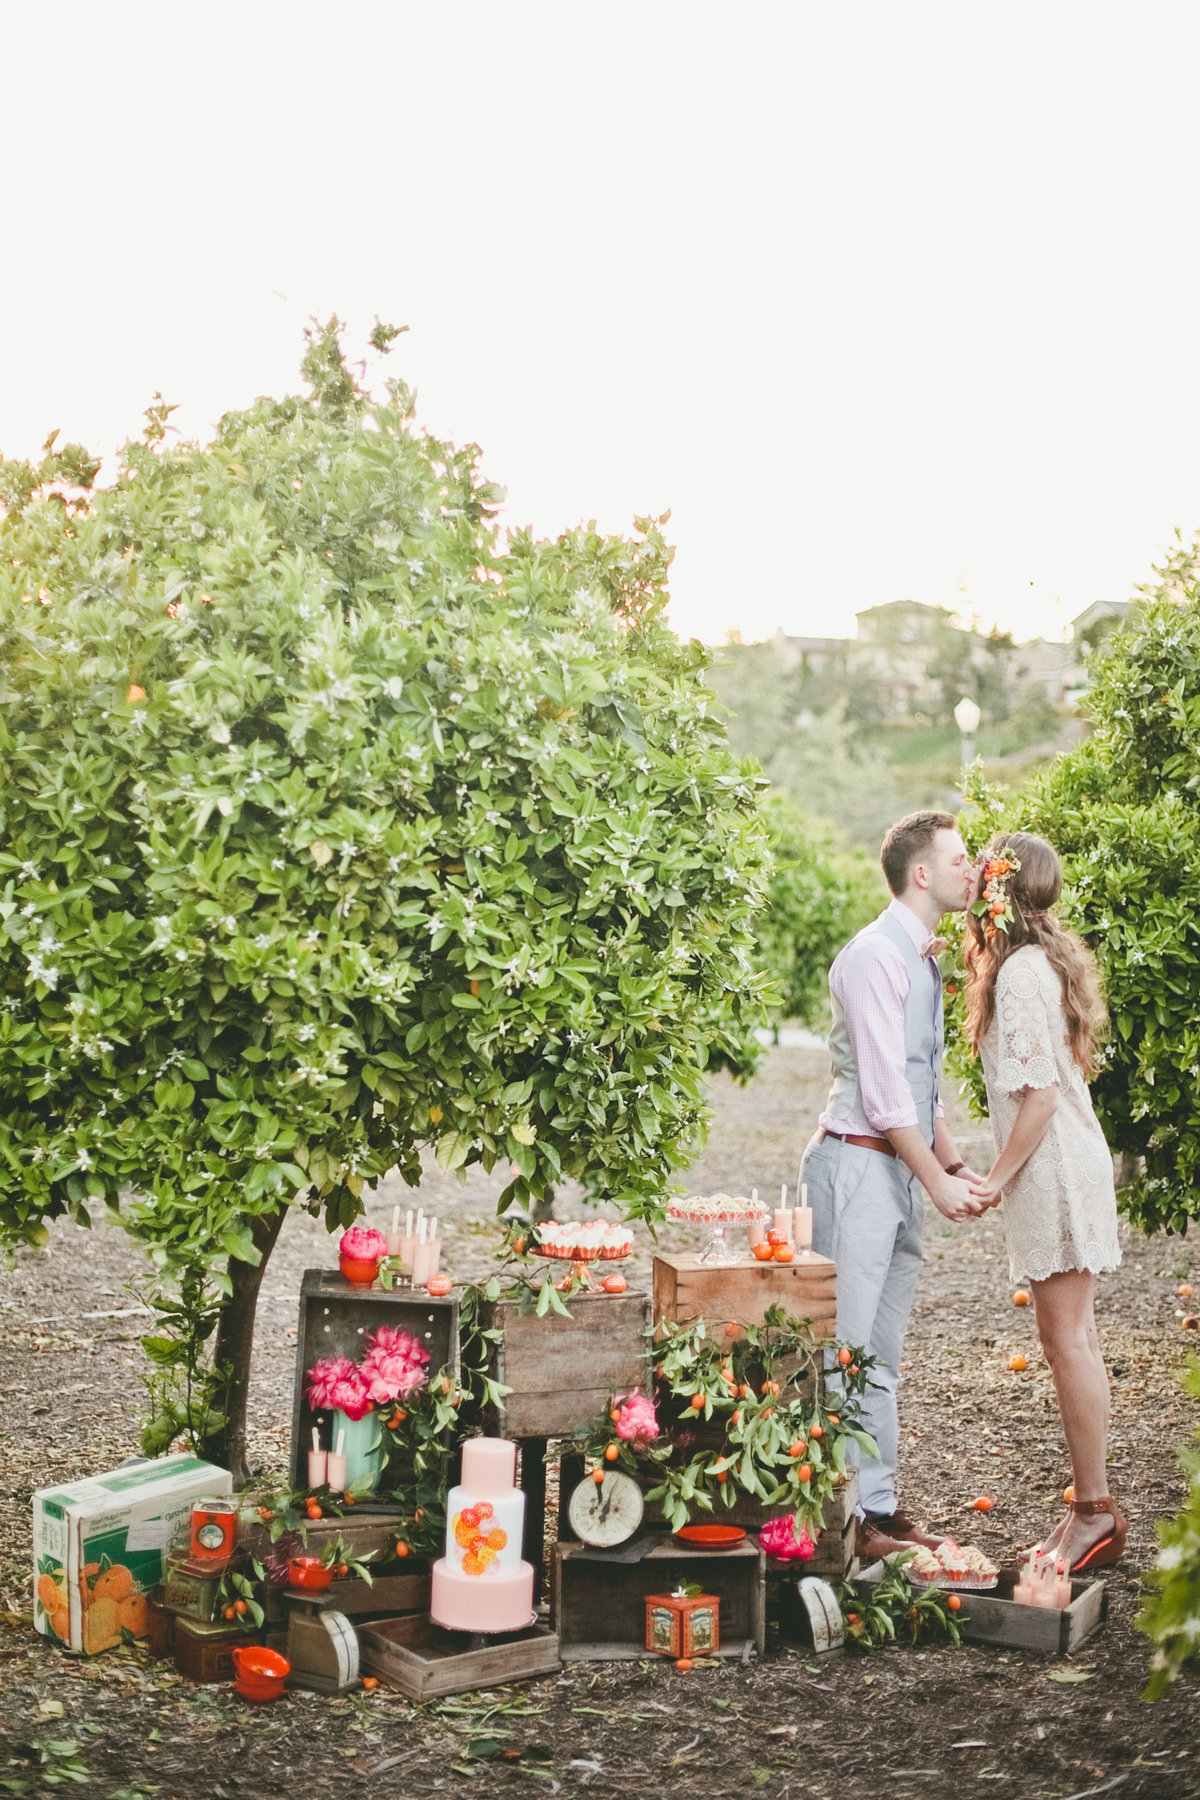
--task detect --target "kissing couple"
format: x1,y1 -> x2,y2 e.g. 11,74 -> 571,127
800,810 -> 1124,1574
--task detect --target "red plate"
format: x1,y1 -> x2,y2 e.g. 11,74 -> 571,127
674,1524 -> 747,1550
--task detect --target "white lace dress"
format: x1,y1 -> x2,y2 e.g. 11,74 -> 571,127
979,945 -> 1121,1283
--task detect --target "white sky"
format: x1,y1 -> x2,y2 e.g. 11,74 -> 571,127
3,2 -> 1199,647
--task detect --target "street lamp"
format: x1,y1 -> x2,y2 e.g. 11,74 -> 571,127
954,694 -> 982,769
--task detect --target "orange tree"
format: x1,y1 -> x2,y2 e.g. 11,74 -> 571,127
0,322 -> 772,1482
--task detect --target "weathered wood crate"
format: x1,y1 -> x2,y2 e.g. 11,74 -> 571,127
652,1253 -> 837,1342
357,1614 -> 561,1699
240,1509 -> 413,1569
289,1272 -> 458,1491
480,1289 -> 652,1438
551,1539 -> 765,1662
322,1568 -> 431,1618
850,1562 -> 1107,1654
639,1469 -> 859,1579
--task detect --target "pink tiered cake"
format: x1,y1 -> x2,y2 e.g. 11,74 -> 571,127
429,1438 -> 534,1634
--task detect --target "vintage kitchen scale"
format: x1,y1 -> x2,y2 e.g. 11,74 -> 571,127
567,1469 -> 645,1547
281,1588 -> 360,1694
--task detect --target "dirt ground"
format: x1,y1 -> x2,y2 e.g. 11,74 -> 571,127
1,1045 -> 1197,1800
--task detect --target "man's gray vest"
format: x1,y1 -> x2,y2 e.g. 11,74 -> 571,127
824,908 -> 942,1144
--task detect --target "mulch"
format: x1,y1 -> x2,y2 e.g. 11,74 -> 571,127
1,1045 -> 1197,1800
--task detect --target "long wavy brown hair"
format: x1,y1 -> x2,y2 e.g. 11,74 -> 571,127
964,832 -> 1105,1076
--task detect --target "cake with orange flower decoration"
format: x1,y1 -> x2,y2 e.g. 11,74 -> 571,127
429,1438 -> 534,1633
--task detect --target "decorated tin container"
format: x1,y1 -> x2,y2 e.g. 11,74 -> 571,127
644,1589 -> 720,1658
189,1497 -> 239,1564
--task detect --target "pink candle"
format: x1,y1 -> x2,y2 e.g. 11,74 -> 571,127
326,1432 -> 346,1492
774,1209 -> 793,1243
307,1448 -> 327,1487
386,1203 -> 404,1259
794,1206 -> 813,1250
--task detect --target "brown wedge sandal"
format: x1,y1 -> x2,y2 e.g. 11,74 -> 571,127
1066,1495 -> 1127,1574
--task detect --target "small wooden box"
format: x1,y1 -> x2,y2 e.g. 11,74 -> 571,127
145,1595 -> 176,1659
645,1589 -> 720,1658
852,1563 -> 1107,1654
642,1466 -> 857,1570
325,1568 -> 431,1618
290,1272 -> 458,1490
357,1614 -> 561,1699
240,1510 -> 413,1570
172,1615 -> 251,1684
552,1540 -> 765,1662
481,1289 -> 652,1439
652,1252 -> 837,1341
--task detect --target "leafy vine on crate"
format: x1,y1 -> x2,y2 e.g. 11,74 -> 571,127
836,1551 -> 964,1650
1138,1355 -> 1200,1700
559,1304 -> 878,1537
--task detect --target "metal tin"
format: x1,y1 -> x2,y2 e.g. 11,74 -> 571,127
189,1497 -> 239,1563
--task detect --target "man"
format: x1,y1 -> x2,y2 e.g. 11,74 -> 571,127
800,810 -> 987,1561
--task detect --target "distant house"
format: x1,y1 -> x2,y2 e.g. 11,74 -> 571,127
770,627 -> 848,676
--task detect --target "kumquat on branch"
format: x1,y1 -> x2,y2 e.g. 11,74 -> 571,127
560,1304 -> 876,1537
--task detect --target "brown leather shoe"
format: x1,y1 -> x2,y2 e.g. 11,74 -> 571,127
871,1509 -> 946,1552
855,1518 -> 914,1562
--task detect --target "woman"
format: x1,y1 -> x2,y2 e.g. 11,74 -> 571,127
965,831 -> 1124,1572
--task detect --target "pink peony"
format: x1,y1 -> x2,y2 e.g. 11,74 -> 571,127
306,1356 -> 373,1420
614,1391 -> 660,1448
758,1514 -> 816,1562
359,1324 -> 431,1405
340,1226 -> 389,1262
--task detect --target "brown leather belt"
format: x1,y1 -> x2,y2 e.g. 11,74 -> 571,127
820,1129 -> 897,1158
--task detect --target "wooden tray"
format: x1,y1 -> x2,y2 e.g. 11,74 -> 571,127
854,1561 -> 1107,1654
357,1614 -> 561,1699
652,1252 -> 837,1341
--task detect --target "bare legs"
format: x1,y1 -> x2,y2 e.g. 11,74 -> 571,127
1030,1268 -> 1116,1564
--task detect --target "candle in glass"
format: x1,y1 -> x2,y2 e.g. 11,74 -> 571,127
746,1187 -> 767,1249
794,1181 -> 814,1251
307,1426 -> 327,1488
427,1217 -> 442,1280
411,1217 -> 434,1287
326,1430 -> 346,1492
386,1203 -> 404,1260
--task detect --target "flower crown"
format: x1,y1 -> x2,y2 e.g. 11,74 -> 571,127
972,847 -> 1021,941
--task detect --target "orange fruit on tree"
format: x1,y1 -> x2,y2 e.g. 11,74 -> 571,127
691,1393 -> 705,1410
258,1507 -> 273,1522
837,1348 -> 853,1367
947,1594 -> 962,1611
796,1464 -> 812,1483
827,1414 -> 840,1426
344,1495 -> 357,1505
1009,1354 -> 1028,1372
789,1440 -> 806,1458
1012,1290 -> 1030,1306
972,1495 -> 994,1512
716,1470 -> 728,1483
234,1599 -> 247,1616
336,1563 -> 349,1577
849,1364 -> 860,1376
395,1541 -> 410,1557
593,1469 -> 605,1485
224,1605 -> 236,1620
809,1422 -> 823,1440
605,1444 -> 620,1462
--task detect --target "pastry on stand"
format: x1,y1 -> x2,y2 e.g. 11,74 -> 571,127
430,1439 -> 535,1634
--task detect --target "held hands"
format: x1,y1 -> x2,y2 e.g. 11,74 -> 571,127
930,1172 -> 986,1223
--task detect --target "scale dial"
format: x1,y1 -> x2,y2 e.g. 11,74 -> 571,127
568,1469 -> 644,1547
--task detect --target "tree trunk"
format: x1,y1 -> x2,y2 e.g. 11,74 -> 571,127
200,1205 -> 288,1489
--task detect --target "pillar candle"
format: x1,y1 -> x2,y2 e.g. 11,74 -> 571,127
386,1203 -> 404,1259
307,1448 -> 327,1487
411,1218 -> 435,1287
326,1430 -> 346,1492
746,1189 -> 767,1249
774,1208 -> 793,1242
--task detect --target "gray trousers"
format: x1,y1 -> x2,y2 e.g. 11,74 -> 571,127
799,1131 -> 925,1519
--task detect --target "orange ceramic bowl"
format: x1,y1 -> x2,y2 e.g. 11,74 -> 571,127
674,1524 -> 747,1550
232,1644 -> 290,1702
339,1254 -> 380,1286
287,1556 -> 333,1592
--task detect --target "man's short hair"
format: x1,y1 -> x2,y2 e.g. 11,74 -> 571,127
879,810 -> 957,897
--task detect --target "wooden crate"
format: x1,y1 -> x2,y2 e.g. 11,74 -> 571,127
640,1467 -> 857,1566
289,1272 -> 458,1490
240,1510 -> 413,1569
322,1568 -> 431,1618
173,1615 -> 252,1683
357,1614 -> 561,1699
481,1289 -> 652,1439
552,1540 -> 765,1662
854,1563 -> 1107,1654
652,1253 -> 837,1341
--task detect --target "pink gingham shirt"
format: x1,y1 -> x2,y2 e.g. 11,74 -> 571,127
819,898 -> 945,1137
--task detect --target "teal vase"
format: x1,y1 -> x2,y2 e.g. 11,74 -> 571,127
333,1408 -> 383,1493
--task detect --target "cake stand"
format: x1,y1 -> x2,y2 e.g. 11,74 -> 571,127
533,1244 -> 630,1293
667,1195 -> 769,1267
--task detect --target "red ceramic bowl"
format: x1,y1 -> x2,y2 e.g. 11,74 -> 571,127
339,1254 -> 380,1286
674,1524 -> 747,1550
232,1645 -> 290,1702
287,1556 -> 333,1592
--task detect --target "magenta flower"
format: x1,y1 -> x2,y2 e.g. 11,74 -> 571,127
614,1391 -> 660,1448
340,1226 -> 389,1262
359,1325 -> 430,1405
306,1356 -> 372,1420
758,1514 -> 816,1561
